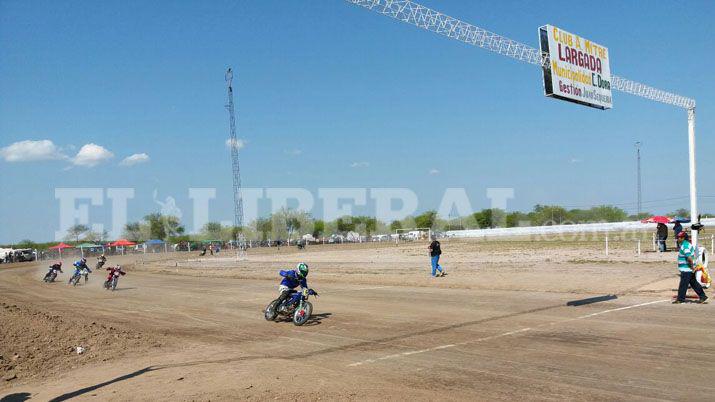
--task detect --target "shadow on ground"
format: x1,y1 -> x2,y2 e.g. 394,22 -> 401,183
0,393 -> 31,402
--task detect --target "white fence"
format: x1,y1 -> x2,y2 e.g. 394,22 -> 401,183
446,218 -> 715,239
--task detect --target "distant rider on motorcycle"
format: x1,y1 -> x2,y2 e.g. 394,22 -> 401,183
44,261 -> 63,281
69,258 -> 91,284
96,254 -> 107,269
275,263 -> 312,308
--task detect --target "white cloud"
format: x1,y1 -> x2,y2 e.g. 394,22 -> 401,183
569,157 -> 582,164
72,143 -> 114,167
428,168 -> 440,175
0,139 -> 66,162
119,153 -> 150,167
350,161 -> 370,168
284,149 -> 302,156
225,138 -> 246,151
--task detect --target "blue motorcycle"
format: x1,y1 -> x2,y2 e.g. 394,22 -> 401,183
264,288 -> 318,326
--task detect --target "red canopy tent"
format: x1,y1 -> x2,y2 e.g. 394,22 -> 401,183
49,242 -> 74,258
641,216 -> 672,224
108,239 -> 136,255
109,239 -> 136,246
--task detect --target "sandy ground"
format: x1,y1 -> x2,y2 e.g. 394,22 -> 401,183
1,239 -> 713,401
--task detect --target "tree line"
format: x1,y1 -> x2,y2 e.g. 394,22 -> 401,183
3,206 -> 705,249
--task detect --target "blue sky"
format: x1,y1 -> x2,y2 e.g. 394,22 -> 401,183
1,0 -> 714,243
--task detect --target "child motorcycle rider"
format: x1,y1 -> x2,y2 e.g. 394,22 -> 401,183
275,263 -> 317,309
104,265 -> 126,288
44,261 -> 63,281
69,258 -> 91,284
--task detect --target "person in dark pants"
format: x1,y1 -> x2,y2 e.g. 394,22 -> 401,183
428,236 -> 444,277
674,231 -> 708,304
656,223 -> 668,252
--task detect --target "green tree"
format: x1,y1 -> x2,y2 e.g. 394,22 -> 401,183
84,230 -> 108,243
286,216 -> 301,241
202,222 -> 224,240
162,215 -> 184,239
65,224 -> 90,243
227,226 -> 242,241
629,212 -> 652,221
414,210 -> 437,229
473,209 -> 506,228
144,213 -> 184,240
255,218 -> 272,241
530,205 -> 568,225
16,239 -> 38,249
506,211 -> 530,228
352,216 -> 377,237
587,205 -> 627,222
144,213 -> 166,240
361,216 -> 377,237
389,220 -> 403,232
312,220 -> 325,238
336,216 -> 356,233
669,208 -> 690,218
123,222 -> 143,242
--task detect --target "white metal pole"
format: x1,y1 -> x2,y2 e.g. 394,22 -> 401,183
637,239 -> 641,256
687,107 -> 698,248
605,233 -> 609,256
653,233 -> 657,252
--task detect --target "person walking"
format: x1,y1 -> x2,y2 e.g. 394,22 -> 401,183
656,223 -> 668,252
673,231 -> 708,304
428,236 -> 445,277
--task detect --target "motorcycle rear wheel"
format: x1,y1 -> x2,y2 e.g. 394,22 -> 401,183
264,300 -> 280,321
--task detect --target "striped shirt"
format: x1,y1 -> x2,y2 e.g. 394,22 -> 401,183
678,240 -> 695,272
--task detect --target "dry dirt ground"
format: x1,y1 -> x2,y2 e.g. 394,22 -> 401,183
1,239 -> 714,401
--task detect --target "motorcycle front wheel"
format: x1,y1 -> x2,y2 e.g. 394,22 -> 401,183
264,300 -> 280,321
293,301 -> 313,326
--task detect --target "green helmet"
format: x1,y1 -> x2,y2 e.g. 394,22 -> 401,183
296,262 -> 309,278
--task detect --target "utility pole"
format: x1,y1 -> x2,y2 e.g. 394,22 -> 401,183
635,141 -> 642,217
225,68 -> 246,258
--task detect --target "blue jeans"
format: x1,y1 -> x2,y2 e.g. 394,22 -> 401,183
431,255 -> 443,276
658,237 -> 667,252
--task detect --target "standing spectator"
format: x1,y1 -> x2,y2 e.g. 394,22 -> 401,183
656,223 -> 668,252
673,221 -> 683,250
428,236 -> 445,277
673,231 -> 708,304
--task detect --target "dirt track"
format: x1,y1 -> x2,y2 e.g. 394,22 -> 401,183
1,240 -> 714,401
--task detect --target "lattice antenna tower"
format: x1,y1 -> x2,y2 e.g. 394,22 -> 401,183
225,68 -> 246,255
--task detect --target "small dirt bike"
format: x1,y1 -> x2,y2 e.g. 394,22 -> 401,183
264,288 -> 318,326
103,275 -> 119,290
103,269 -> 125,291
43,269 -> 60,283
68,267 -> 90,286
